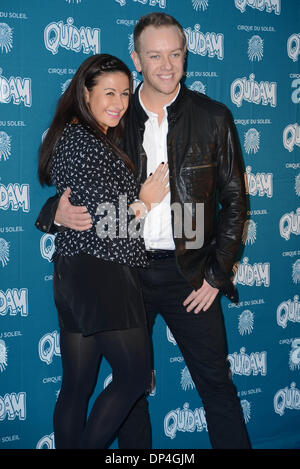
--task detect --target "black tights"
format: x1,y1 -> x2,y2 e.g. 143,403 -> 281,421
53,328 -> 150,449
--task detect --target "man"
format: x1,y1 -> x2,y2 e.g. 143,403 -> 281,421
36,13 -> 250,449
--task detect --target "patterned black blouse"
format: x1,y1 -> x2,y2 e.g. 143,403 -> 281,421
50,123 -> 148,268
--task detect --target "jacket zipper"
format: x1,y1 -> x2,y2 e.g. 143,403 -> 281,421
182,162 -> 217,170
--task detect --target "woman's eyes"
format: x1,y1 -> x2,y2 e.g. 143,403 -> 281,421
105,92 -> 129,97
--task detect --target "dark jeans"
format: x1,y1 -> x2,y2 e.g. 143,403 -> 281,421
118,255 -> 251,449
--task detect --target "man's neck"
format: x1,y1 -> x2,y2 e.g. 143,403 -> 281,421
139,84 -> 180,124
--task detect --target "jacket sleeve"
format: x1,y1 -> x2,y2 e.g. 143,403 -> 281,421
35,194 -> 65,234
204,108 -> 247,301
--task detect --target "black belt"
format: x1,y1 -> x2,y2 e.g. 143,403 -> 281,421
146,249 -> 175,261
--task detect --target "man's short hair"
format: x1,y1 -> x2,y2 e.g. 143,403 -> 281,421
133,12 -> 187,54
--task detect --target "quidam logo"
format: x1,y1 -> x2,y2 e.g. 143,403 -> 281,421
40,233 -> 56,262
277,295 -> 300,329
0,237 -> 10,267
0,392 -> 26,421
289,339 -> 300,371
0,23 -> 13,53
184,24 -> 224,60
231,74 -> 277,108
164,402 -> 207,439
233,257 -> 270,287
0,131 -> 11,161
44,17 -> 100,55
274,382 -> 300,416
228,348 -> 267,376
248,35 -> 263,62
234,0 -> 280,15
287,33 -> 300,62
0,288 -> 28,317
39,331 -> 61,365
245,166 -> 273,198
0,183 -> 30,212
283,123 -> 300,152
279,208 -> 300,240
244,128 -> 260,154
0,69 -> 32,107
291,78 -> 300,104
238,309 -> 254,335
167,326 -> 177,346
36,433 -> 55,449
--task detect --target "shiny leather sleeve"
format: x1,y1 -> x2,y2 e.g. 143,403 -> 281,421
204,108 -> 247,299
34,194 -> 65,234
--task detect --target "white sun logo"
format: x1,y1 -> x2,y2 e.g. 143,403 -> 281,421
0,340 -> 8,372
128,33 -> 134,55
131,71 -> 141,92
0,238 -> 10,267
289,339 -> 300,371
189,80 -> 206,95
0,23 -> 13,53
192,0 -> 209,11
248,35 -> 264,62
292,259 -> 300,284
238,310 -> 254,336
180,366 -> 195,391
295,173 -> 300,196
61,78 -> 72,95
242,219 -> 256,245
244,128 -> 260,154
66,0 -> 81,3
241,399 -> 251,423
0,131 -> 11,161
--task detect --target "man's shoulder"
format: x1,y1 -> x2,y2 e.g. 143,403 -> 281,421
183,86 -> 230,118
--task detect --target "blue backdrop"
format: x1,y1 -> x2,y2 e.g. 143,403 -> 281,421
0,0 -> 299,450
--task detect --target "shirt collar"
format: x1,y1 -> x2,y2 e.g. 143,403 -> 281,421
138,83 -> 181,118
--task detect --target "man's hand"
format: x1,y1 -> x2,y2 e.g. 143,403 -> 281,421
183,279 -> 219,314
55,187 -> 92,231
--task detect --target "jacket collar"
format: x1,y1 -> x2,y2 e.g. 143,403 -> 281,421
132,80 -> 187,126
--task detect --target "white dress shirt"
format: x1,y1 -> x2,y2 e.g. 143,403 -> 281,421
139,85 -> 180,251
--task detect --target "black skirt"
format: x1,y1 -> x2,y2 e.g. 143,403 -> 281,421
53,253 -> 147,336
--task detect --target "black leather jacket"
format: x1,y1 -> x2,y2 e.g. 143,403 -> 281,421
123,83 -> 246,301
36,82 -> 246,301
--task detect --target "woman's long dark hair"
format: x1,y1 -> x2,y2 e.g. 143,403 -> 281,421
38,54 -> 134,186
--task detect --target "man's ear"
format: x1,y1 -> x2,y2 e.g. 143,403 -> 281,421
131,50 -> 142,73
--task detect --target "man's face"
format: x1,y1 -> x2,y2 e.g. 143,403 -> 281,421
131,25 -> 186,99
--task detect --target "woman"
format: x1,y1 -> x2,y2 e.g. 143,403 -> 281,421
38,54 -> 169,449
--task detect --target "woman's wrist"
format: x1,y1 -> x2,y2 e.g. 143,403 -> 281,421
129,199 -> 149,219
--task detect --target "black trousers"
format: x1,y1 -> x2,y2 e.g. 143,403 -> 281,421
118,255 -> 251,449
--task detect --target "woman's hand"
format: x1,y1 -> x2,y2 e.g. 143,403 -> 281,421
138,162 -> 170,211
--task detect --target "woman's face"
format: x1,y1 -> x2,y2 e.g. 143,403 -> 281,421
84,71 -> 130,134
